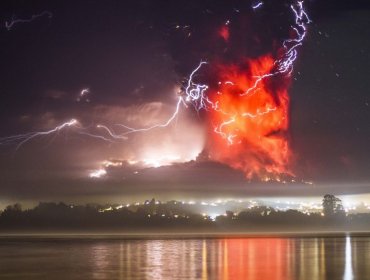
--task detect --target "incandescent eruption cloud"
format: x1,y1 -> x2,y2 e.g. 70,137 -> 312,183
207,56 -> 292,179
203,1 -> 310,180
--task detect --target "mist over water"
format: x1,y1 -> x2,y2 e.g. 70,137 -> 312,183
0,235 -> 369,280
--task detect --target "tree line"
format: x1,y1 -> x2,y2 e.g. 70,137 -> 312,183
0,195 -> 369,232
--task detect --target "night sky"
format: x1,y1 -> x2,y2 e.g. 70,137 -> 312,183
0,0 -> 369,205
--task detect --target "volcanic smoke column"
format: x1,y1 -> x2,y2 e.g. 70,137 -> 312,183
205,1 -> 310,180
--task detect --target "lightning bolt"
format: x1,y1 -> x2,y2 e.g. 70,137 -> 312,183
5,11 -> 53,31
240,1 -> 311,96
0,119 -> 78,150
96,95 -> 186,140
252,2 -> 264,10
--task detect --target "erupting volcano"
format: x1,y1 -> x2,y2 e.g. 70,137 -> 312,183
0,0 -> 311,183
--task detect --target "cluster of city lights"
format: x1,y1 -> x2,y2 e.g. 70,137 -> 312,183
94,197 -> 370,221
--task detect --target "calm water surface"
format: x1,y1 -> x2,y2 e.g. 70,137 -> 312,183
0,235 -> 369,279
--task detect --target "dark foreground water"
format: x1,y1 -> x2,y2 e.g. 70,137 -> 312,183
0,235 -> 369,279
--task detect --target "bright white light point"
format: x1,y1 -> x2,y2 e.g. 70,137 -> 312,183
209,213 -> 218,221
89,168 -> 107,178
142,155 -> 181,168
80,88 -> 89,96
103,160 -> 122,167
252,1 -> 264,9
69,119 -> 78,125
77,88 -> 90,102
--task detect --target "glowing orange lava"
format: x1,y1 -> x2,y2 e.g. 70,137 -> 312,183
208,55 -> 293,179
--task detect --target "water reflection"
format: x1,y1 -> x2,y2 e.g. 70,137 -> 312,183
344,236 -> 353,280
218,238 -> 289,280
1,236 -> 370,279
85,237 -> 369,280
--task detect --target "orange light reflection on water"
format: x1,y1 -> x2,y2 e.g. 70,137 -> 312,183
83,237 -> 367,280
218,238 -> 291,280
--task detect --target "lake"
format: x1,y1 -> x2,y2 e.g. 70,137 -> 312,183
0,234 -> 369,279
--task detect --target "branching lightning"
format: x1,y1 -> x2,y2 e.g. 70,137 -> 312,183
0,119 -> 78,150
96,95 -> 186,140
241,1 -> 311,96
1,59 -> 210,146
89,61 -> 209,141
184,61 -> 210,111
211,0 -> 310,144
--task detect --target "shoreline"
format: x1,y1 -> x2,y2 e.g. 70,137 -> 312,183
1,231 -> 370,240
